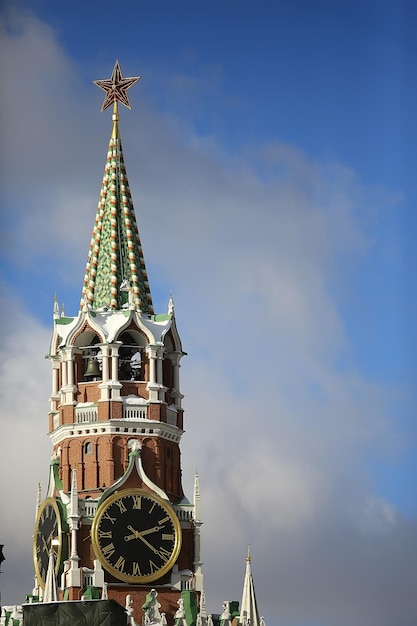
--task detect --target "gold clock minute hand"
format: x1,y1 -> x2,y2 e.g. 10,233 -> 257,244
46,529 -> 56,546
137,533 -> 160,555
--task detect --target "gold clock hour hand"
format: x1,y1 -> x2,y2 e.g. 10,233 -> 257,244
124,525 -> 139,541
124,524 -> 165,542
136,525 -> 164,537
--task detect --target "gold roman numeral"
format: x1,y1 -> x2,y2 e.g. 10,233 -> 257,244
114,556 -> 126,571
148,560 -> 159,574
102,510 -> 116,524
102,543 -> 115,557
98,530 -> 112,539
132,562 -> 141,576
132,495 -> 141,509
156,547 -> 171,563
115,499 -> 127,514
162,533 -> 174,541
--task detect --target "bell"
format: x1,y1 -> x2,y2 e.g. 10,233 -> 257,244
84,357 -> 101,380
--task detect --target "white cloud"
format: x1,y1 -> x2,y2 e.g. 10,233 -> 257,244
0,8 -> 416,626
0,288 -> 52,599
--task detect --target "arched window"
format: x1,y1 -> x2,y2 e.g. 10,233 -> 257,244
85,442 -> 93,455
118,332 -> 143,381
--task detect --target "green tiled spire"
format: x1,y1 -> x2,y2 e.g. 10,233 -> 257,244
81,113 -> 153,313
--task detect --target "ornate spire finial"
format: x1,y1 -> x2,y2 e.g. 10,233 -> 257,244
53,294 -> 59,320
168,291 -> 175,315
93,60 -> 141,112
247,544 -> 251,562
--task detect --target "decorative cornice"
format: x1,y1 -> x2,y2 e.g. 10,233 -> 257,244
49,418 -> 183,447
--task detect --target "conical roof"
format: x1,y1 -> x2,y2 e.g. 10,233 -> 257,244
239,547 -> 260,626
81,62 -> 153,314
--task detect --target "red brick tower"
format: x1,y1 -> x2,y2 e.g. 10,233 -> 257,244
32,61 -> 203,624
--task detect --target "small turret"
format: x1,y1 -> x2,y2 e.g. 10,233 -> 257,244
239,546 -> 262,626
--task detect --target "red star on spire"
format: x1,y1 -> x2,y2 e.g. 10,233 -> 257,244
94,60 -> 141,112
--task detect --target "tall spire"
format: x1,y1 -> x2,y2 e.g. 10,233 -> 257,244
239,546 -> 261,626
81,61 -> 153,313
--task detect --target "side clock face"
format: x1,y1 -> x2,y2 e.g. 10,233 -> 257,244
33,497 -> 62,588
92,489 -> 181,583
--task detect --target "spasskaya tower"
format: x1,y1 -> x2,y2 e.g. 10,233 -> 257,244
32,60 -> 204,624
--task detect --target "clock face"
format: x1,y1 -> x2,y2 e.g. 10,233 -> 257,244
33,497 -> 62,588
92,489 -> 181,583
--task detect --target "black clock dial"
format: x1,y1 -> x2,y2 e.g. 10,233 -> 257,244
33,498 -> 62,588
92,489 -> 181,583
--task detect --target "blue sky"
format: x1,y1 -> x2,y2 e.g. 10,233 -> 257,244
1,2 -> 416,625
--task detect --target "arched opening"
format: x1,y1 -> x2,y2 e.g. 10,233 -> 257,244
117,331 -> 146,381
74,330 -> 103,383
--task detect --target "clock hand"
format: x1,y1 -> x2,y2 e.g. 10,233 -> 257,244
137,534 -> 160,555
124,524 -> 165,542
42,536 -> 49,552
136,526 -> 163,538
124,525 -> 139,541
45,529 -> 56,545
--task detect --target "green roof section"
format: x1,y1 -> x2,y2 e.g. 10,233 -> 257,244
80,119 -> 154,314
55,316 -> 74,325
153,313 -> 171,322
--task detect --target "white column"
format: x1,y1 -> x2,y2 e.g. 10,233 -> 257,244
156,345 -> 167,402
193,471 -> 204,591
62,348 -> 76,404
170,352 -> 183,409
146,345 -> 160,403
50,358 -> 60,412
109,343 -> 122,401
66,469 -> 81,589
156,345 -> 163,384
66,350 -> 74,387
101,345 -> 110,382
61,358 -> 67,388
148,345 -> 157,384
111,345 -> 119,382
98,345 -> 111,402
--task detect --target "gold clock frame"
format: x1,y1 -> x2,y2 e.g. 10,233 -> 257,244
33,497 -> 63,589
91,488 -> 182,584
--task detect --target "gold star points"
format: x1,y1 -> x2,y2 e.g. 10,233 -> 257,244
94,60 -> 141,112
